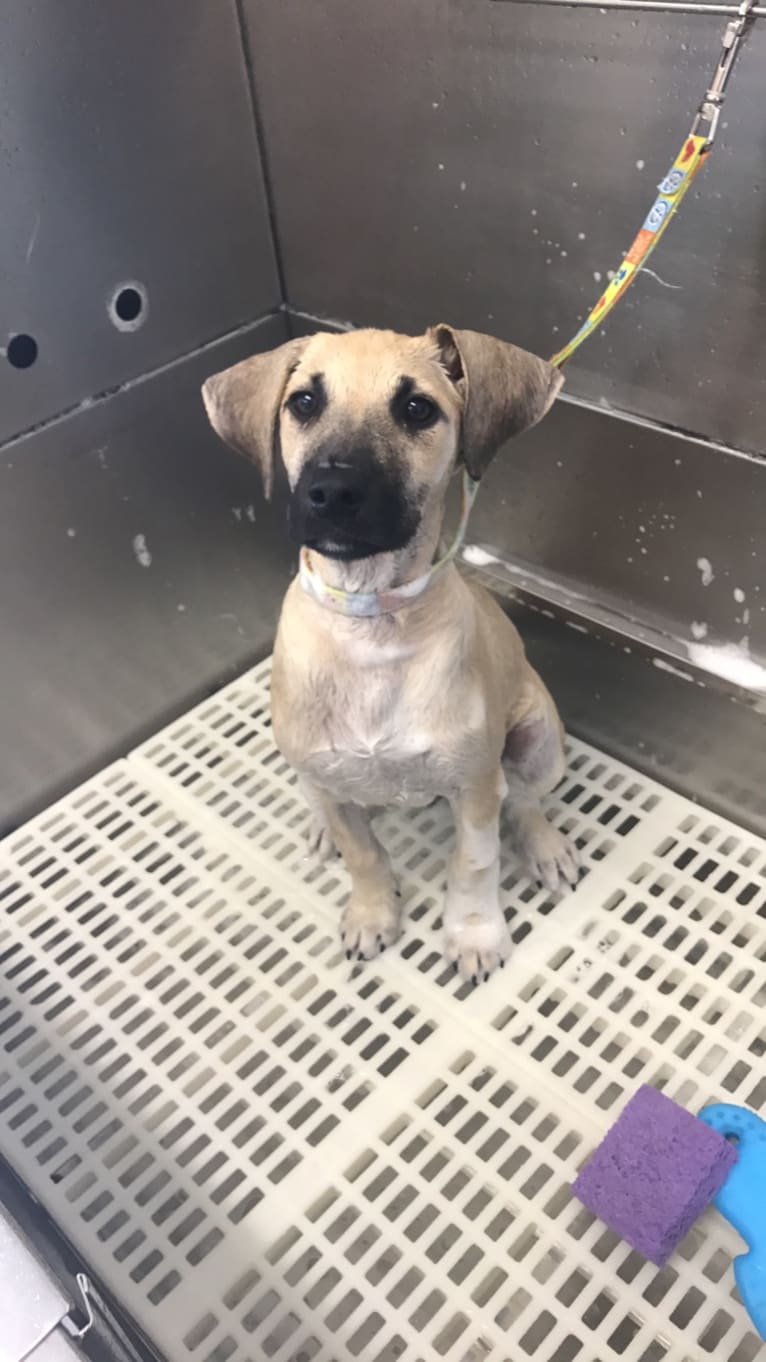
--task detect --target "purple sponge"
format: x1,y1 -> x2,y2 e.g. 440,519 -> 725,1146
573,1085 -> 737,1265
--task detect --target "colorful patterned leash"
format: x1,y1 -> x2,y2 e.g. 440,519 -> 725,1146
549,0 -> 755,369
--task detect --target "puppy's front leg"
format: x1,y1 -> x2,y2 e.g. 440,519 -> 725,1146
445,772 -> 511,983
306,784 -> 401,959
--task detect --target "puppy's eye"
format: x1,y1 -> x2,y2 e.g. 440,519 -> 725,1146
405,395 -> 437,427
288,390 -> 318,420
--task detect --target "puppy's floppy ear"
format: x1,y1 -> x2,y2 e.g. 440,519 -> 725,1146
429,324 -> 564,479
201,337 -> 308,499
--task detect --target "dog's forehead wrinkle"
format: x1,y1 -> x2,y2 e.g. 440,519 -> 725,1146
300,329 -> 449,394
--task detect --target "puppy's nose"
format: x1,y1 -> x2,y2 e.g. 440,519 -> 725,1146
305,466 -> 366,520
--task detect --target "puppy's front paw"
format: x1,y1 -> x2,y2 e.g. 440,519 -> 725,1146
341,897 -> 401,961
513,810 -> 580,893
444,912 -> 511,984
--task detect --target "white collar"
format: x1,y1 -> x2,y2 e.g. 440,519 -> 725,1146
298,471 -> 480,618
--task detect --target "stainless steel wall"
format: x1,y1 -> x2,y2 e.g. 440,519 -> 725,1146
0,317 -> 298,834
0,1 -> 290,830
1,1 -> 279,445
466,400 -> 766,658
246,0 -> 766,668
2,0 -> 763,832
245,0 -> 766,452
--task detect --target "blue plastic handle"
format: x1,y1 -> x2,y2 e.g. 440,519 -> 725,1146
699,1103 -> 766,1341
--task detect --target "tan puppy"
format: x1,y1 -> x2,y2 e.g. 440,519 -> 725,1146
202,325 -> 579,982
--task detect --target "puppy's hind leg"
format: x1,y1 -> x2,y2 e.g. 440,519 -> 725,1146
298,775 -> 337,863
503,685 -> 580,893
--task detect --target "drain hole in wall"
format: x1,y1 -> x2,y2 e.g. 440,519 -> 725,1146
7,334 -> 38,369
109,282 -> 148,332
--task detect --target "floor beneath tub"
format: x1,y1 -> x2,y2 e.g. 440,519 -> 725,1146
0,655 -> 764,1362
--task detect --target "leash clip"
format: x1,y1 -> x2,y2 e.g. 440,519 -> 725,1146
692,0 -> 755,147
691,96 -> 722,148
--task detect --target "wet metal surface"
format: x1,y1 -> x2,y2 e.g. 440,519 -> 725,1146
465,397 -> 766,657
0,0 -> 279,445
0,315 -> 294,834
512,596 -> 766,838
245,0 -> 766,453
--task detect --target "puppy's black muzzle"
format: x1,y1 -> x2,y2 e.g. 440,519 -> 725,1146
288,451 -> 419,560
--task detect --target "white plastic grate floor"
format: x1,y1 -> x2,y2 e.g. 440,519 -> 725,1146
1,656 -> 765,1362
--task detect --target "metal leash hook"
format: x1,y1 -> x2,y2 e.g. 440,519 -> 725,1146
692,0 -> 756,146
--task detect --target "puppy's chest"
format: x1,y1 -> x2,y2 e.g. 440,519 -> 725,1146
297,666 -> 487,806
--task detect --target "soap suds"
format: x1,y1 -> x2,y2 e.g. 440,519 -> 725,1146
462,545 -> 501,568
132,534 -> 152,568
653,657 -> 694,682
696,557 -> 714,587
687,641 -> 766,693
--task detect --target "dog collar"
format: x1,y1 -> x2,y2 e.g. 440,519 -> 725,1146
298,470 -> 480,618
